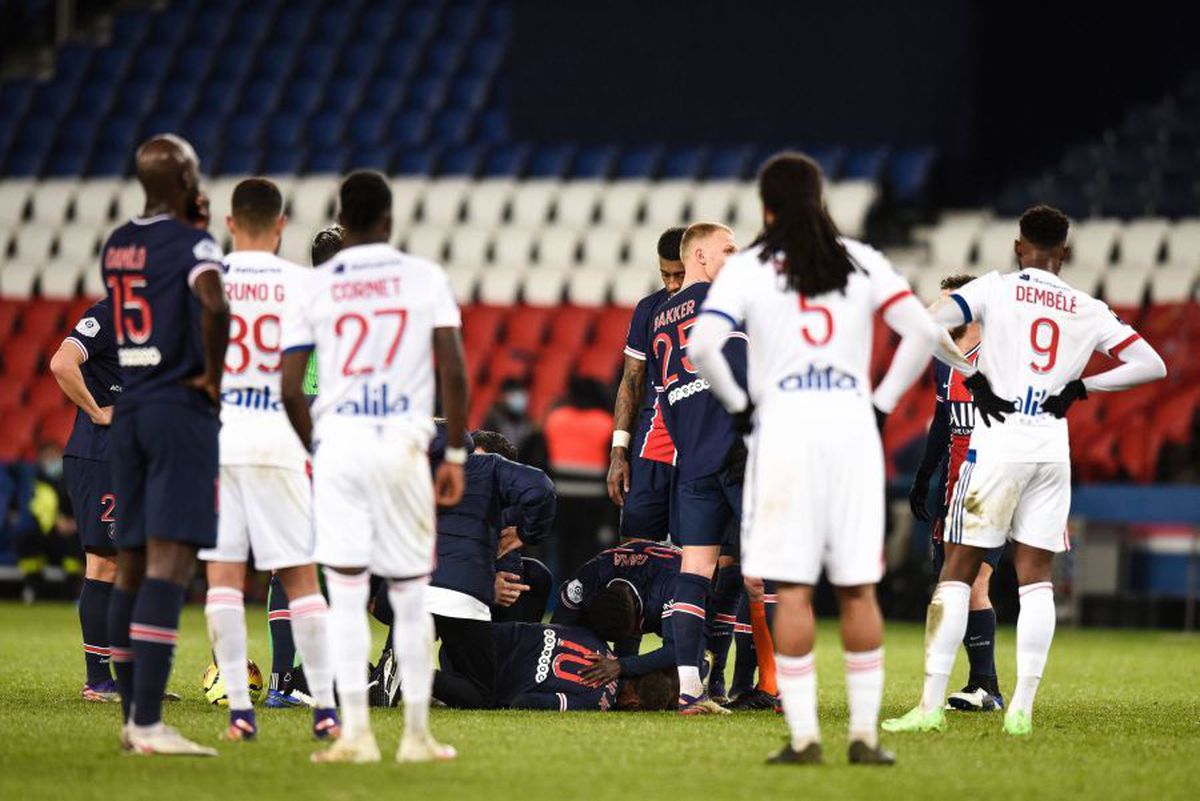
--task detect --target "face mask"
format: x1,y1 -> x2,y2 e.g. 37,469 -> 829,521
505,391 -> 528,415
42,458 -> 63,480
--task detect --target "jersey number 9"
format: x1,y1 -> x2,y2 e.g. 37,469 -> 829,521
1029,317 -> 1060,374
226,314 -> 280,374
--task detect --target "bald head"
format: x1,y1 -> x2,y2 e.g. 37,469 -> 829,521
136,134 -> 201,220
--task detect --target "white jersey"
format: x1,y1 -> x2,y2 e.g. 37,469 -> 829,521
280,242 -> 461,444
220,250 -> 309,469
701,239 -> 914,410
951,268 -> 1139,462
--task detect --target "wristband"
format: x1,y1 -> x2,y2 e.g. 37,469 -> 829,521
611,430 -> 631,449
443,446 -> 468,465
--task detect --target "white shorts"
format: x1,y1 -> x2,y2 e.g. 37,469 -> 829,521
740,402 -> 885,587
943,454 -> 1071,553
199,464 -> 313,571
312,427 -> 435,578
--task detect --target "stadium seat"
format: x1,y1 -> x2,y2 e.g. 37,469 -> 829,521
1164,218 -> 1200,265
509,180 -> 559,226
1104,263 -> 1152,308
689,181 -> 738,225
547,305 -> 597,352
421,178 -> 470,224
461,304 -> 507,352
10,223 -> 56,265
403,226 -> 449,262
40,260 -> 85,299
492,227 -> 535,270
445,263 -> 481,304
477,267 -> 524,306
0,298 -> 21,341
114,179 -> 145,221
278,225 -> 313,266
1058,261 -> 1105,296
554,181 -> 603,227
566,270 -> 611,308
27,373 -> 67,415
446,227 -> 492,269
0,377 -> 23,413
72,179 -> 117,226
1070,219 -> 1122,269
610,266 -> 658,307
388,176 -> 427,228
926,217 -> 982,269
529,349 -> 574,421
0,179 -> 33,226
1,338 -> 43,381
572,343 -> 622,385
1149,262 -> 1200,303
81,265 -> 105,298
30,179 -> 78,224
463,178 -> 514,225
523,268 -> 569,307
55,224 -> 98,264
580,227 -> 628,270
643,180 -> 694,228
289,175 -> 339,226
827,180 -> 878,239
730,182 -> 761,227
598,181 -> 648,227
0,407 -> 38,460
535,227 -> 580,267
974,220 -> 1020,271
1118,218 -> 1170,266
661,146 -> 707,180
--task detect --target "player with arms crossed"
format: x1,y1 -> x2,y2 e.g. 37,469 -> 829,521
280,171 -> 469,764
884,206 -> 1167,737
691,152 -> 946,765
909,273 -> 1004,712
102,134 -> 230,756
643,221 -> 742,715
49,297 -> 121,701
198,178 -> 340,742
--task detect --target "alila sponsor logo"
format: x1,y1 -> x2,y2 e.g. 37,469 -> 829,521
778,364 -> 859,392
222,385 -> 284,411
334,384 -> 410,417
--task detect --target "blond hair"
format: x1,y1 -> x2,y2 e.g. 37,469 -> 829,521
679,221 -> 734,262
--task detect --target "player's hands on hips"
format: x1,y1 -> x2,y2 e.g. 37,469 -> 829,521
607,448 -> 630,507
494,571 -> 530,607
580,652 -> 621,686
1041,379 -> 1087,418
188,191 -> 211,230
963,372 -> 1011,428
434,461 -> 465,506
873,405 -> 888,433
497,526 -> 524,558
186,374 -> 221,407
909,471 -> 931,522
90,405 -> 114,426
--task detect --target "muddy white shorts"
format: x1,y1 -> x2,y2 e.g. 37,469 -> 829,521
943,451 -> 1071,553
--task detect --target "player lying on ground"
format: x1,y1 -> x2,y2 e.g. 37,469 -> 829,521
885,205 -> 1167,738
909,273 -> 1005,712
690,152 -> 956,765
433,621 -> 678,712
102,134 -> 230,757
198,178 -> 339,742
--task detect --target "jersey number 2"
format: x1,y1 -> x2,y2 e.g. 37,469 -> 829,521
1029,317 -> 1060,374
334,309 -> 408,376
651,320 -> 698,389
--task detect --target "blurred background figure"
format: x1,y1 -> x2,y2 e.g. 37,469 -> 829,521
482,377 -> 545,468
13,442 -> 81,603
543,377 -> 617,574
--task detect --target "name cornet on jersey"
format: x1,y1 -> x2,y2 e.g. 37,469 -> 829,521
333,383 -> 410,417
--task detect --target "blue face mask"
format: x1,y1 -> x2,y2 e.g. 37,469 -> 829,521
505,391 -> 528,415
42,457 -> 63,480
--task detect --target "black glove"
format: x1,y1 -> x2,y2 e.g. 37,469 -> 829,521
1041,379 -> 1087,418
909,471 -> 932,522
731,402 -> 755,436
722,436 -> 748,484
963,372 -> 1011,428
874,405 -> 888,433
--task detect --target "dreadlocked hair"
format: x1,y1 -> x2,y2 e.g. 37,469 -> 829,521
753,151 -> 856,297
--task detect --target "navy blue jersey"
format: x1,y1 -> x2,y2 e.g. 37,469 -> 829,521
100,216 -> 224,409
645,282 -> 747,481
62,298 -> 122,461
493,622 -> 618,711
556,540 -> 680,636
623,288 -> 676,463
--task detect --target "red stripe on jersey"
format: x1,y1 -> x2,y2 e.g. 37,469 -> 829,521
638,394 -> 677,464
1109,333 -> 1141,358
877,289 -> 914,315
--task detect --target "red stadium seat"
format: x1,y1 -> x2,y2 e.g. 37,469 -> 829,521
502,305 -> 553,351
1,338 -> 43,381
592,306 -> 633,350
529,349 -> 575,421
546,305 -> 596,352
486,347 -> 533,386
463,339 -> 493,387
0,298 -> 23,341
19,300 -> 69,345
468,382 -> 498,430
572,344 -> 623,385
0,408 -> 38,461
66,296 -> 100,326
37,406 -> 76,450
0,381 -> 24,412
1153,386 -> 1200,445
461,305 -> 507,354
28,374 -> 68,415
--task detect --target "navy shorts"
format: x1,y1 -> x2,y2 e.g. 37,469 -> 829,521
110,402 -> 219,550
620,456 -> 676,541
675,469 -> 742,548
63,456 -> 117,552
932,539 -> 1005,573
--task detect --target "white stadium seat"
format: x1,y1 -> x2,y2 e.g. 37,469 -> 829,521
403,226 -> 449,262
826,179 -> 878,239
911,267 -> 949,304
57,224 -> 100,263
463,178 -> 514,226
446,227 -> 492,269
580,227 -> 628,270
1149,261 -> 1200,303
262,175 -> 295,208
554,180 -> 603,226
597,180 -> 648,227
204,176 -> 242,236
30,179 -> 79,225
1103,262 -> 1152,307
444,263 -> 481,305
0,179 -> 34,226
729,182 -> 760,227
642,180 -> 694,228
289,175 -> 339,226
493,227 -> 536,270
535,227 -> 580,267
0,262 -> 41,298
1117,218 -> 1169,267
72,179 -> 119,226
82,263 -> 106,298
689,181 -> 738,225
40,260 -> 86,299
278,225 -> 312,265
1164,219 -> 1200,267
566,269 -> 612,307
610,265 -> 659,307
1058,261 -> 1104,296
628,226 -> 666,267
421,178 -> 470,225
974,219 -> 1019,271
509,180 -> 559,226
1069,219 -> 1121,269
389,177 -> 427,227
927,217 -> 982,269
11,223 -> 57,263
523,267 -> 569,306
114,179 -> 146,221
477,266 -> 524,305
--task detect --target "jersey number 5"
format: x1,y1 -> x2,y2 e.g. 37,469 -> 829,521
1029,317 -> 1060,374
106,275 -> 152,345
334,308 -> 408,376
799,297 -> 833,346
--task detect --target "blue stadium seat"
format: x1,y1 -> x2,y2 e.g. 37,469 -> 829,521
224,113 -> 266,149
214,147 -> 261,176
474,108 -> 508,144
235,79 -> 281,115
53,44 -> 92,86
346,109 -> 389,148
152,81 -> 196,117
265,9 -> 314,43
482,5 -> 513,35
306,112 -> 345,152
291,46 -> 336,81
306,147 -> 349,174
352,5 -> 399,41
362,79 -> 407,116
390,109 -> 432,148
58,114 -> 99,155
0,81 -> 35,126
661,146 -> 707,179
28,80 -> 76,120
71,81 -> 116,118
376,44 -> 422,81
432,110 -> 474,145
888,147 -> 936,203
224,9 -> 272,45
349,146 -> 393,172
138,112 -> 185,143
400,7 -> 440,41
393,144 -> 443,176
311,8 -> 353,44
842,147 -> 888,181
615,145 -> 663,178
260,147 -> 304,177
252,45 -> 298,82
484,142 -> 529,176
169,45 -> 217,80
406,77 -> 449,111
87,146 -> 130,176
176,117 -> 221,162
195,80 -> 241,120
209,45 -> 255,81
706,145 -> 753,179
187,9 -> 233,46
424,42 -> 464,77
145,8 -> 190,47
4,147 -> 48,177
91,48 -> 134,85
45,146 -> 90,178
441,4 -> 482,39
318,77 -> 364,115
464,38 -> 505,77
278,80 -> 324,118
265,114 -> 304,149
336,48 -> 381,81
128,45 -> 172,80
110,10 -> 152,46
571,145 -> 617,179
803,145 -> 845,178
527,143 -> 574,178
96,115 -> 140,154
447,76 -> 489,111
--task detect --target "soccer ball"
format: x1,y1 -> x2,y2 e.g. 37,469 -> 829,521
200,660 -> 264,706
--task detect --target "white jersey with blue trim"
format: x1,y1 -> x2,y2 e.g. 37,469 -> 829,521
219,250 -> 310,468
700,239 -> 913,411
280,242 -> 461,443
949,268 -> 1139,462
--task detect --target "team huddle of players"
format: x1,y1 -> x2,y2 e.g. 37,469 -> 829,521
53,132 -> 1167,765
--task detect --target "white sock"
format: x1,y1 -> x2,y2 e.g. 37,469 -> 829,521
205,587 -> 251,710
844,648 -> 884,746
288,592 -> 336,709
676,666 -> 703,698
1011,582 -> 1055,717
776,653 -> 819,749
324,568 -> 372,739
921,581 -> 970,712
388,579 -> 434,736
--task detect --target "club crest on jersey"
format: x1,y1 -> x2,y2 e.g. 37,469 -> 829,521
334,384 -> 410,417
75,317 -> 100,337
193,238 -> 224,263
566,579 -> 584,605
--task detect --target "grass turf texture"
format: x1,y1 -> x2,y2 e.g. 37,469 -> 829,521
0,602 -> 1197,801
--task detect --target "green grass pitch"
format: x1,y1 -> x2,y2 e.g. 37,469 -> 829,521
0,601 -> 1197,801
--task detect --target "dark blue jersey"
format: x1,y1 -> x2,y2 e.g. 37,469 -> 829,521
100,215 -> 224,409
493,622 -> 618,711
623,288 -> 676,463
556,539 -> 680,637
62,298 -> 122,461
645,282 -> 747,481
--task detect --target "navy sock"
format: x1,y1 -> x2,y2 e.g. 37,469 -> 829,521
706,566 -> 742,693
107,586 -> 137,722
129,578 -> 185,727
964,607 -> 999,694
673,572 -> 711,680
80,578 -> 114,686
731,592 -> 757,695
267,574 -> 296,690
